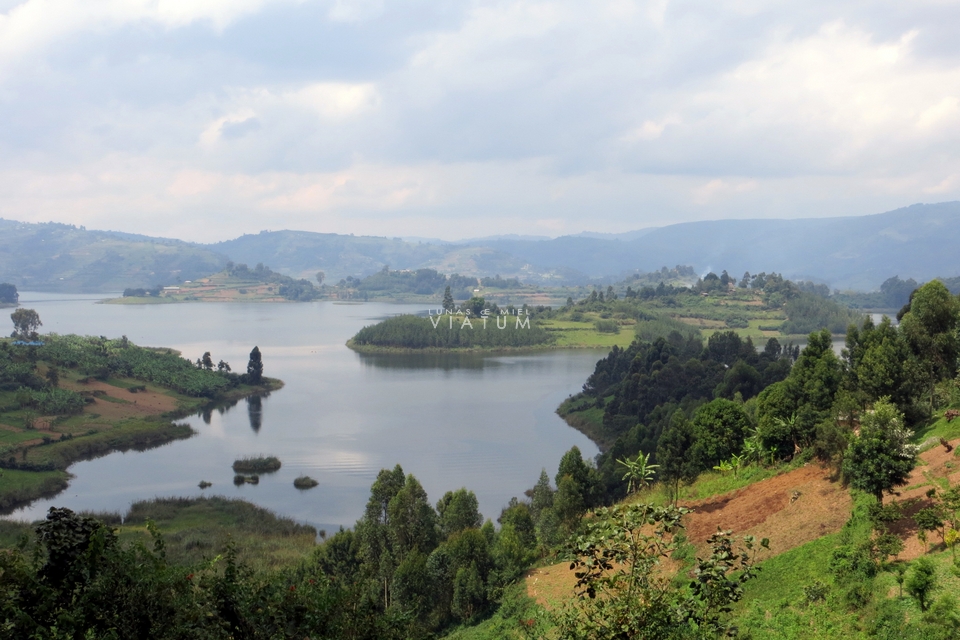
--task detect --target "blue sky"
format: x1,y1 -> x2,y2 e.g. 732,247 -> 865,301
1,0 -> 959,241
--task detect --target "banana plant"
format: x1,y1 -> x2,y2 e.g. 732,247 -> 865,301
713,459 -> 733,475
617,452 -> 659,494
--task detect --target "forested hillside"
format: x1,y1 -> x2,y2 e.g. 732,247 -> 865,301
0,220 -> 227,292
7,203 -> 960,292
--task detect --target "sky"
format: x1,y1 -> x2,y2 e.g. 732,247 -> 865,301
1,0 -> 960,242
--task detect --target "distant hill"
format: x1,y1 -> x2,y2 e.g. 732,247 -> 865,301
210,231 -> 450,285
0,219 -> 227,292
4,202 -> 960,292
614,202 -> 960,290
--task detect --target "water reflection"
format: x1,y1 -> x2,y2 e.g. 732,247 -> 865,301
356,351 -> 496,371
247,395 -> 264,433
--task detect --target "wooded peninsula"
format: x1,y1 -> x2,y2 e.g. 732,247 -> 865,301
0,318 -> 280,513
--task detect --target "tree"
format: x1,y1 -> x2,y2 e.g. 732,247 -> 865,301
691,398 -> 750,472
316,271 -> 325,287
554,475 -> 586,532
387,475 -> 439,561
0,282 -> 18,304
530,468 -> 554,521
201,352 -> 214,370
906,557 -> 938,612
757,329 -> 842,454
442,286 -> 454,311
246,346 -> 263,383
657,411 -> 698,505
843,398 -> 918,503
10,308 -> 41,339
898,280 -> 960,413
437,488 -> 482,538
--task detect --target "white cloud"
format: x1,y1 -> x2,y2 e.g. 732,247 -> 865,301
4,1 -> 960,240
328,0 -> 384,23
285,82 -> 381,119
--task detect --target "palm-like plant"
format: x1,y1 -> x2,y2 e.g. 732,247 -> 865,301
617,452 -> 659,494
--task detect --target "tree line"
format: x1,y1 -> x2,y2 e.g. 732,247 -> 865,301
350,314 -> 554,350
561,280 -> 960,508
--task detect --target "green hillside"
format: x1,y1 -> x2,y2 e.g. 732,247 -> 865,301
0,219 -> 227,292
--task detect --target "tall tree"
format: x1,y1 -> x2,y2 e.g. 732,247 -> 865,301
898,280 -> 960,412
10,308 -> 41,339
388,475 -> 438,561
359,465 -> 406,609
437,488 -> 482,538
657,411 -> 698,505
245,346 -> 263,383
442,286 -> 454,311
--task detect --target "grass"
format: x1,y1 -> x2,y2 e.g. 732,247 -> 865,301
12,420 -> 194,471
912,407 -> 960,449
0,467 -> 70,512
0,518 -> 32,548
676,464 -> 784,502
540,318 -> 635,349
232,455 -> 281,473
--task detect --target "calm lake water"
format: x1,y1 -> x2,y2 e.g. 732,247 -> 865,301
6,294 -> 601,532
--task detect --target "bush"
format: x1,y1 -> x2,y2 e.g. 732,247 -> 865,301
594,319 -> 619,334
294,476 -> 319,489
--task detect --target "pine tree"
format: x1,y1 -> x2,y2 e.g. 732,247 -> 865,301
442,286 -> 454,311
246,346 -> 263,384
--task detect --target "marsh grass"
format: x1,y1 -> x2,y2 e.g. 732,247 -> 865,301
232,455 -> 281,473
118,495 -> 317,569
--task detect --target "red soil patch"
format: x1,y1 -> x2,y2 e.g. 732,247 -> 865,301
62,379 -> 179,419
527,463 -> 851,607
684,464 -> 850,556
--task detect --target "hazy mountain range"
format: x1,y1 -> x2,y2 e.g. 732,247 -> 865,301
2,202 -> 959,293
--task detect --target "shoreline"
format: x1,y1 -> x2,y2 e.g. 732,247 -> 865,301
0,378 -> 283,515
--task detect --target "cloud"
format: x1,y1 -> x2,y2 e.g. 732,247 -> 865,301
3,1 -> 960,241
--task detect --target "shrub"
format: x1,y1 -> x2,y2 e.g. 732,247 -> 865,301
294,476 -> 319,489
594,319 -> 619,333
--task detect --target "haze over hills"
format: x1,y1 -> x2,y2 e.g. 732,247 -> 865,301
3,202 -> 960,292
0,219 -> 227,293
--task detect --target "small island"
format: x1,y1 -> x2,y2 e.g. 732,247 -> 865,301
232,455 -> 282,474
0,312 -> 282,512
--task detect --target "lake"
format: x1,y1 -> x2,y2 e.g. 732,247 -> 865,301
5,294 -> 601,532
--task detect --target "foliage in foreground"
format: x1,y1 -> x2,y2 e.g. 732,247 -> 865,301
555,502 -> 767,640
